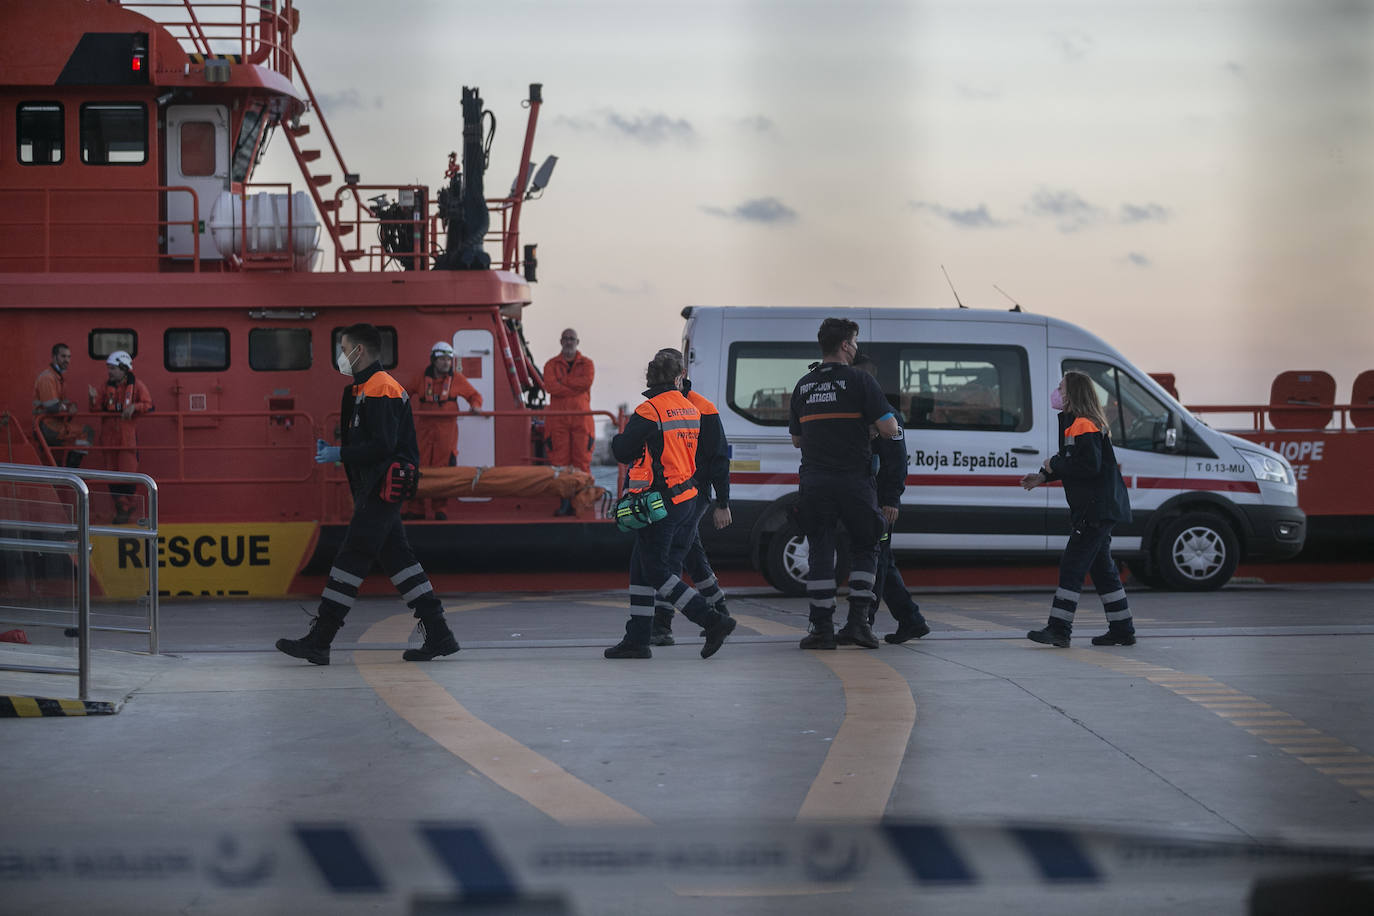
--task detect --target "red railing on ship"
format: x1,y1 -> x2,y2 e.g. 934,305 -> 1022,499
120,1 -> 296,78
1186,403 -> 1371,433
0,187 -> 201,272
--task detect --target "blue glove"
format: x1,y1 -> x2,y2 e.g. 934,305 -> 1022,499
315,439 -> 342,464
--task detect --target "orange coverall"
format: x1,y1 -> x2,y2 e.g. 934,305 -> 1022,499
542,351 -> 595,473
33,365 -> 88,465
410,368 -> 482,518
90,377 -> 154,517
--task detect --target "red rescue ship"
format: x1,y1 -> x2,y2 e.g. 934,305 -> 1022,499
0,0 -> 621,598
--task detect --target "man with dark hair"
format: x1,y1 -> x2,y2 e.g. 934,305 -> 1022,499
276,323 -> 460,665
789,318 -> 901,650
33,342 -> 90,468
852,352 -> 930,645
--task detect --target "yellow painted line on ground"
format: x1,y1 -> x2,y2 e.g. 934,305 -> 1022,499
1061,650 -> 1374,802
921,610 -> 1008,631
1317,765 -> 1374,775
353,614 -> 649,825
733,613 -> 917,821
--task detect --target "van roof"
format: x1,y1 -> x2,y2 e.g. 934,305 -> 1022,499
685,305 -> 1129,364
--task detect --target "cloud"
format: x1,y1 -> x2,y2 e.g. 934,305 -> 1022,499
1049,29 -> 1093,62
701,197 -> 799,225
1125,252 -> 1152,267
313,89 -> 382,113
734,115 -> 776,134
1120,202 -> 1169,223
910,201 -> 1008,229
1025,187 -> 1105,232
553,110 -> 696,146
953,82 -> 1001,101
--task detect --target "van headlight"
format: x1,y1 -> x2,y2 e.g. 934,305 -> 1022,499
1236,448 -> 1291,485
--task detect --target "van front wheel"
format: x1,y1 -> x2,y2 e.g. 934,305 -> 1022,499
1153,512 -> 1239,591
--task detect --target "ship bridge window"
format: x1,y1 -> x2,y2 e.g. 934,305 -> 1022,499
17,103 -> 64,165
249,328 -> 312,371
231,106 -> 266,183
80,103 -> 148,165
166,328 -> 229,372
89,329 -> 137,361
331,327 -> 398,370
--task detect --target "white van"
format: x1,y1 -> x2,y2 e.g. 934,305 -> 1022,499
682,306 -> 1306,594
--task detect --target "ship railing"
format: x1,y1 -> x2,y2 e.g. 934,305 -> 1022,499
0,186 -> 201,272
0,464 -> 159,701
120,1 -> 296,78
1185,403 -> 1371,433
329,184 -> 534,274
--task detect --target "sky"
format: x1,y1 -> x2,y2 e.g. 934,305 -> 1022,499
251,0 -> 1374,419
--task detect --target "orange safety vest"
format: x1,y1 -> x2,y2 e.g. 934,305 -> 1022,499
626,389 -> 700,504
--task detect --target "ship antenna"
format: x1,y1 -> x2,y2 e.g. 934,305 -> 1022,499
941,264 -> 968,309
993,283 -> 1023,312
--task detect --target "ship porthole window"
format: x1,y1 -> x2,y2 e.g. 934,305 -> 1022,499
90,329 -> 138,361
180,121 -> 217,177
331,326 -> 398,370
249,328 -> 312,371
17,102 -> 65,165
166,328 -> 229,372
80,102 -> 148,165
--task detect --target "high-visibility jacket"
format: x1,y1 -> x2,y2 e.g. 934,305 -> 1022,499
410,367 -> 482,465
90,376 -> 154,451
612,386 -> 700,505
33,364 -> 71,439
1043,412 -> 1133,526
542,351 -> 595,437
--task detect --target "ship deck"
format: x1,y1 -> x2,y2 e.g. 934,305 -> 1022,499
2,581 -> 1373,914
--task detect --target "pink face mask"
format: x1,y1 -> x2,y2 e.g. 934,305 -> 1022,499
1050,385 -> 1066,412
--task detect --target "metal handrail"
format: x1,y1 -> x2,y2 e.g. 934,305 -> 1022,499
0,186 -> 202,271
0,464 -> 160,699
1186,402 -> 1370,433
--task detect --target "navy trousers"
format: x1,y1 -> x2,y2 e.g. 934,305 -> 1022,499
626,494 -> 724,646
1048,521 -> 1133,632
797,471 -> 884,632
317,490 -> 443,627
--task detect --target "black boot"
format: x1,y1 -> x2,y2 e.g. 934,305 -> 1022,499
1027,621 -> 1071,648
884,615 -> 931,644
700,613 -> 736,659
799,628 -> 837,650
402,615 -> 460,661
836,604 -> 880,649
275,616 -> 342,666
606,616 -> 652,658
699,599 -> 731,637
1091,624 -> 1136,646
651,607 -> 676,647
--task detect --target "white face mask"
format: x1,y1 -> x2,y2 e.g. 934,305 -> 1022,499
336,346 -> 358,377
1050,385 -> 1066,412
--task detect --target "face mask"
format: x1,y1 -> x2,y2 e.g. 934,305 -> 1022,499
1050,385 -> 1066,412
336,346 -> 357,377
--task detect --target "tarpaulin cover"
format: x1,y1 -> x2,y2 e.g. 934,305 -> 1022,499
414,466 -> 607,517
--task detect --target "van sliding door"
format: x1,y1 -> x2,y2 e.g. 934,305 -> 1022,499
870,318 -> 1050,554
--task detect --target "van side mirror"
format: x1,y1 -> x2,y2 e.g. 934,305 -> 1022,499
1165,427 -> 1178,450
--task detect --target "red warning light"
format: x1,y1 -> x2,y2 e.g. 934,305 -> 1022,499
132,56 -> 143,72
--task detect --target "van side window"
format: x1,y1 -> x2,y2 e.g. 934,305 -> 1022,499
330,327 -> 398,370
869,343 -> 1031,433
1063,360 -> 1172,451
726,342 -> 819,426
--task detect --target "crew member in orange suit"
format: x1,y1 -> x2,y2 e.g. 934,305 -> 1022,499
542,328 -> 595,475
33,342 -> 90,468
409,340 -> 483,520
87,350 -> 154,524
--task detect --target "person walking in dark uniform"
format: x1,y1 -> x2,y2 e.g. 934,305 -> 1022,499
1021,370 -> 1136,648
606,349 -> 736,659
789,319 -> 901,650
852,353 -> 930,645
276,323 -> 460,665
651,379 -> 734,647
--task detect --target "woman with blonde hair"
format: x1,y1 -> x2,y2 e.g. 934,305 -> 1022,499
1020,370 -> 1136,647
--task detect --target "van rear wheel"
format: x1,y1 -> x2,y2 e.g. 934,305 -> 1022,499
1153,512 -> 1239,591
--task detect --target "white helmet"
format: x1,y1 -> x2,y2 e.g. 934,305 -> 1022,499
430,341 -> 455,358
106,350 -> 133,370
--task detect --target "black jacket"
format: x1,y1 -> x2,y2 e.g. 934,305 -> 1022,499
1044,411 -> 1132,526
873,409 -> 909,508
339,362 -> 420,498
